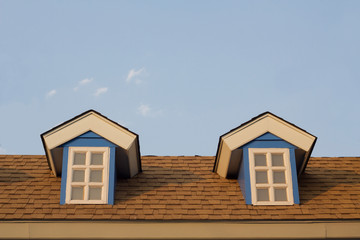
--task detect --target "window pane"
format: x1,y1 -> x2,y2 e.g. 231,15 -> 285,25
72,170 -> 85,182
257,188 -> 269,201
274,188 -> 287,201
272,153 -> 284,166
74,153 -> 86,165
91,153 -> 103,165
273,171 -> 286,184
89,187 -> 102,200
255,171 -> 268,183
90,169 -> 103,182
71,186 -> 84,200
254,154 -> 267,166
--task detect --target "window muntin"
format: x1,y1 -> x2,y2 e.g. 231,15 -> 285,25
66,147 -> 109,204
249,148 -> 294,205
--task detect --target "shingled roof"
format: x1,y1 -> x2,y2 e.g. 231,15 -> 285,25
0,155 -> 359,220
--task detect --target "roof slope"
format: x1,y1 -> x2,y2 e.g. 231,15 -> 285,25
0,155 -> 359,220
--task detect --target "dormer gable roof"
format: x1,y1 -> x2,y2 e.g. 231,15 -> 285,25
213,112 -> 317,178
41,110 -> 141,177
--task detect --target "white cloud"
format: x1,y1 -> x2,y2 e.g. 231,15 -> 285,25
126,68 -> 145,84
138,104 -> 151,116
46,89 -> 56,98
94,87 -> 108,96
80,78 -> 92,85
74,78 -> 93,91
137,104 -> 163,117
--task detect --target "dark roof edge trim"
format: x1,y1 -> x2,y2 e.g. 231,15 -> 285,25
40,134 -> 53,175
298,136 -> 318,176
136,135 -> 142,173
213,136 -> 223,172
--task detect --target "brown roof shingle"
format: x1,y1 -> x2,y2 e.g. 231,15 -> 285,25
0,155 -> 359,220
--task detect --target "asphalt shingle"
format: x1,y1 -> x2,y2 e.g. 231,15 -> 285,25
0,155 -> 359,220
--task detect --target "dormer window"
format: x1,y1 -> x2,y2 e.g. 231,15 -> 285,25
213,112 -> 317,205
249,148 -> 294,205
41,110 -> 142,205
66,147 -> 110,204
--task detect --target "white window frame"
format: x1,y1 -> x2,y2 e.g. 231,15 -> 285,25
249,148 -> 294,205
65,147 -> 110,204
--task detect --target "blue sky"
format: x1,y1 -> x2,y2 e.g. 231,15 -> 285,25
0,0 -> 359,157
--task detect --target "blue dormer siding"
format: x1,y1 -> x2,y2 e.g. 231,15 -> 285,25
237,132 -> 300,205
238,150 -> 250,203
60,131 -> 117,205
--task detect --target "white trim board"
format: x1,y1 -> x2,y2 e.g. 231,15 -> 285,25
43,112 -> 136,150
223,114 -> 315,151
1,221 -> 359,239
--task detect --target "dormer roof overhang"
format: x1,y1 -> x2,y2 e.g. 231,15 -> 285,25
41,110 -> 141,177
213,112 -> 317,178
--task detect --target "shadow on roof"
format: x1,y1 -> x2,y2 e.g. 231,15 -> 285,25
0,167 -> 35,183
299,167 -> 360,204
114,165 -> 204,203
